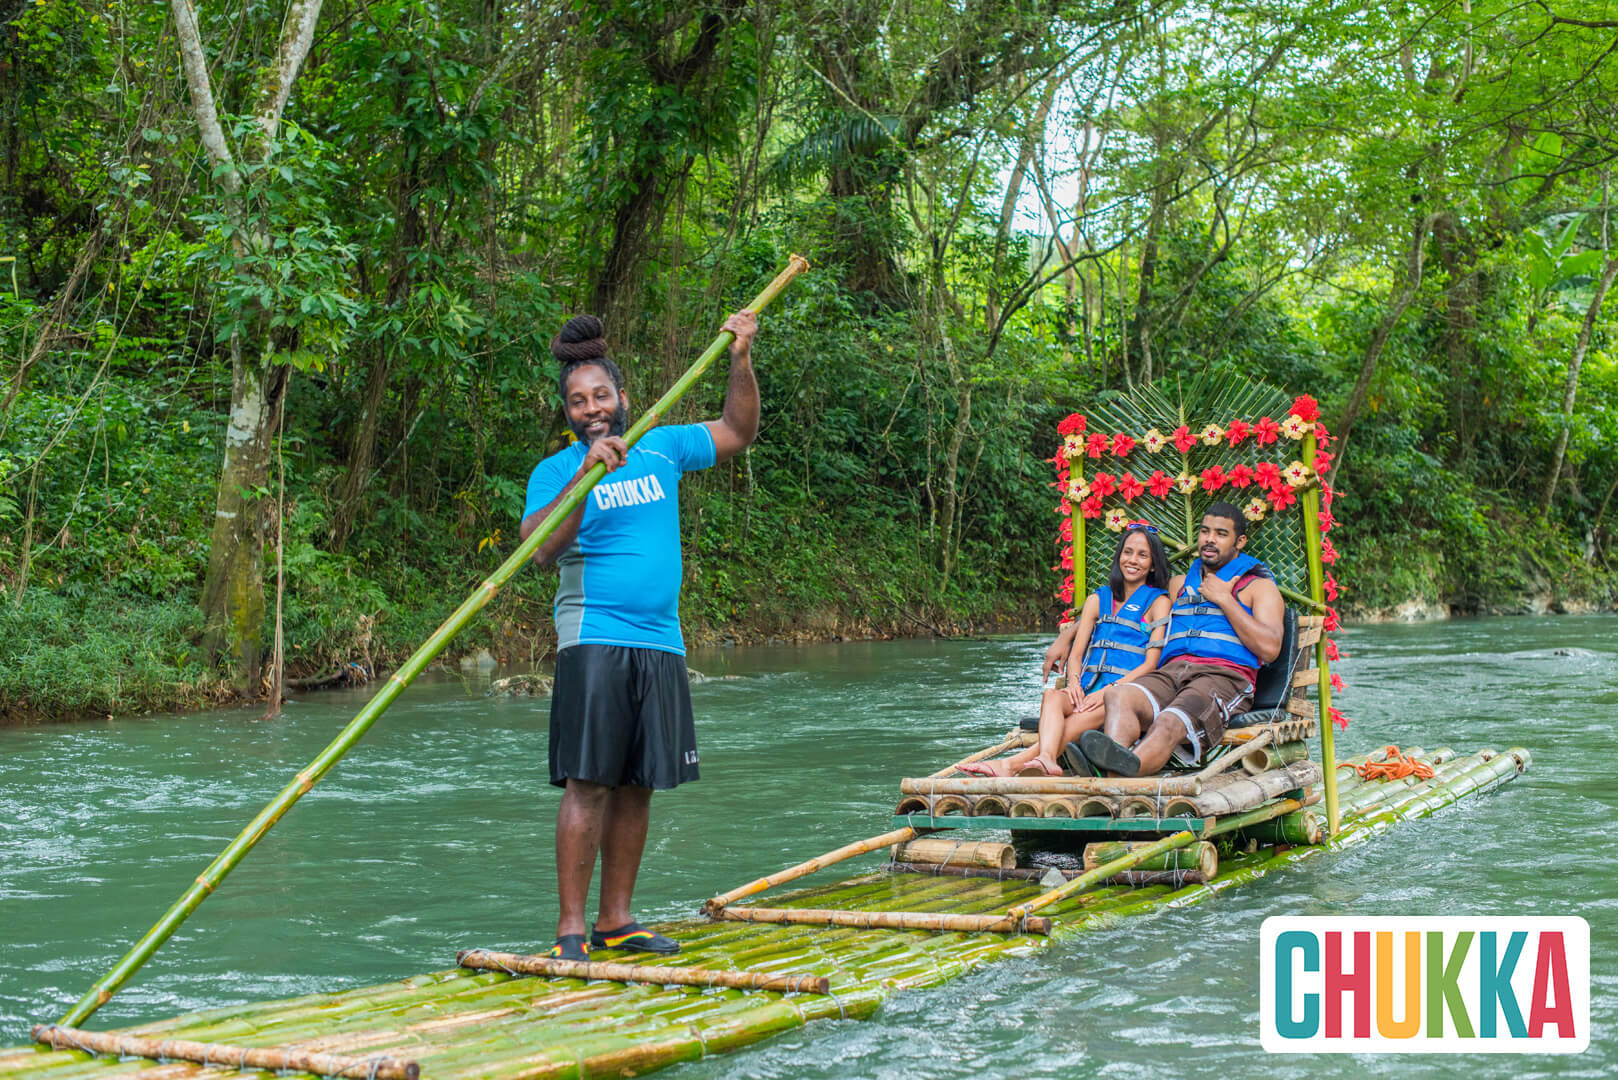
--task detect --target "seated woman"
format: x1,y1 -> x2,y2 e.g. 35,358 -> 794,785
963,522 -> 1172,776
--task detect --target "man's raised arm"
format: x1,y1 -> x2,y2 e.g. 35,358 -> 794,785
704,310 -> 759,464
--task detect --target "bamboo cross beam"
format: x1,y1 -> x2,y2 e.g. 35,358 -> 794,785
703,826 -> 917,914
709,905 -> 1051,936
56,256 -> 811,1028
1006,830 -> 1198,921
457,949 -> 829,994
899,773 -> 1202,796
32,1025 -> 418,1080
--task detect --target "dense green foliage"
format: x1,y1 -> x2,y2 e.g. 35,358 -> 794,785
2,0 -> 1615,717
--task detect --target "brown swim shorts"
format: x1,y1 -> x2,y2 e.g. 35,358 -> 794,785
1121,659 -> 1254,758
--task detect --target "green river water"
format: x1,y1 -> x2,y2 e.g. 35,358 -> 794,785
2,615 -> 1614,1077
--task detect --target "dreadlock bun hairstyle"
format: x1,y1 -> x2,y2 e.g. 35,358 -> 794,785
552,314 -> 624,395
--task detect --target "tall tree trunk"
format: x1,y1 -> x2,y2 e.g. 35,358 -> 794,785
327,348 -> 391,553
1541,255 -> 1618,512
171,0 -> 326,692
199,350 -> 290,691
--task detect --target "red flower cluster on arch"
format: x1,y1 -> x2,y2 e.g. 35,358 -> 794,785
1049,393 -> 1350,729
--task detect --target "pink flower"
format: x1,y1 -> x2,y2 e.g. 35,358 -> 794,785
1329,706 -> 1349,730
1147,470 -> 1175,497
1288,394 -> 1321,422
1315,449 -> 1334,476
1226,464 -> 1255,488
1172,425 -> 1196,453
1058,545 -> 1074,570
1267,486 -> 1298,511
1324,573 -> 1338,601
1091,471 -> 1117,497
1255,462 -> 1282,491
1253,416 -> 1281,445
1119,472 -> 1146,501
1225,419 -> 1252,446
1080,495 -> 1104,518
1200,465 -> 1227,492
1058,578 -> 1075,604
1112,433 -> 1136,457
1058,413 -> 1087,436
1330,672 -> 1344,693
1325,637 -> 1341,662
1058,518 -> 1073,542
1086,432 -> 1109,458
1321,537 -> 1338,564
1323,606 -> 1340,631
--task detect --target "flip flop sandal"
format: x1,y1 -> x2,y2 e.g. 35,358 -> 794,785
591,922 -> 679,955
1080,730 -> 1142,778
1060,740 -> 1101,777
1016,758 -> 1062,777
548,934 -> 590,962
958,761 -> 998,776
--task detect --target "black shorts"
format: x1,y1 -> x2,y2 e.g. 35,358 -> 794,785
549,644 -> 699,790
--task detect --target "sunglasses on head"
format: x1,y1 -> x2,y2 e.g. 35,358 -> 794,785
1125,520 -> 1157,534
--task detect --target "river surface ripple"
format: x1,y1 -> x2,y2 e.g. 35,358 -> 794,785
2,615 -> 1613,1077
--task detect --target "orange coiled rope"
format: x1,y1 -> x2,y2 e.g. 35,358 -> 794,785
1337,745 -> 1434,781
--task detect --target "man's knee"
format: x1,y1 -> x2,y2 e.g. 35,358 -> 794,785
562,778 -> 611,809
1102,684 -> 1125,711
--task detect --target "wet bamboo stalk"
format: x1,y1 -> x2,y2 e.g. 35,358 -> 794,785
711,905 -> 1051,935
899,773 -> 1201,797
704,826 -> 917,913
1083,840 -> 1217,876
887,862 -> 1053,882
1189,761 -> 1321,816
1241,740 -> 1311,775
31,1025 -> 419,1079
57,257 -> 811,1029
456,949 -> 828,994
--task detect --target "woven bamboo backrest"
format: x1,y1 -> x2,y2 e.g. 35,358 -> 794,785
1072,376 -> 1317,599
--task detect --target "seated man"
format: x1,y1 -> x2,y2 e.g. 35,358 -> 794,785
1080,501 -> 1284,777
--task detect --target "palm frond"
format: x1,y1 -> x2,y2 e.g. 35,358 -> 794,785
764,114 -> 902,193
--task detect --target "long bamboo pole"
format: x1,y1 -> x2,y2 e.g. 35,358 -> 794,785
57,256 -> 811,1028
31,1025 -> 419,1079
456,949 -> 829,994
703,825 -> 917,914
1300,430 -> 1340,835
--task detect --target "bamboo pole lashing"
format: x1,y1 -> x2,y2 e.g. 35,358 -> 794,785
58,256 -> 812,1028
31,1025 -> 419,1080
899,773 -> 1201,797
703,825 -> 916,914
456,948 -> 829,995
710,905 -> 1051,936
1083,840 -> 1217,877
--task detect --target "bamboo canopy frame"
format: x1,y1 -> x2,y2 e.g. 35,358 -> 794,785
1061,381 -> 1340,836
56,256 -> 811,1028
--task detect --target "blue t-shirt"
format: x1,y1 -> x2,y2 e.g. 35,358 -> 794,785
523,423 -> 717,655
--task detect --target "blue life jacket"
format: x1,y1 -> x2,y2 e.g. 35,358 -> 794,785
1159,553 -> 1268,672
1078,583 -> 1168,692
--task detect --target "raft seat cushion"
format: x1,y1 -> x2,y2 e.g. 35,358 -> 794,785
1228,607 -> 1299,728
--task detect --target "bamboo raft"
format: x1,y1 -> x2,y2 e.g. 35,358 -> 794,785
1,380 -> 1534,1077
0,742 -> 1529,1080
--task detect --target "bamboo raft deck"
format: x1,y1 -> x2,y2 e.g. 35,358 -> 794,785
1,742 -> 1528,1080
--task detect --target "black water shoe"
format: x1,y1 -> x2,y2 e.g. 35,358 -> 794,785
591,921 -> 679,955
1080,730 -> 1142,777
548,934 -> 590,962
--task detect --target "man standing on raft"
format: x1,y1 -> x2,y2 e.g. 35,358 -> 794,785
520,309 -> 760,961
1080,501 -> 1284,777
